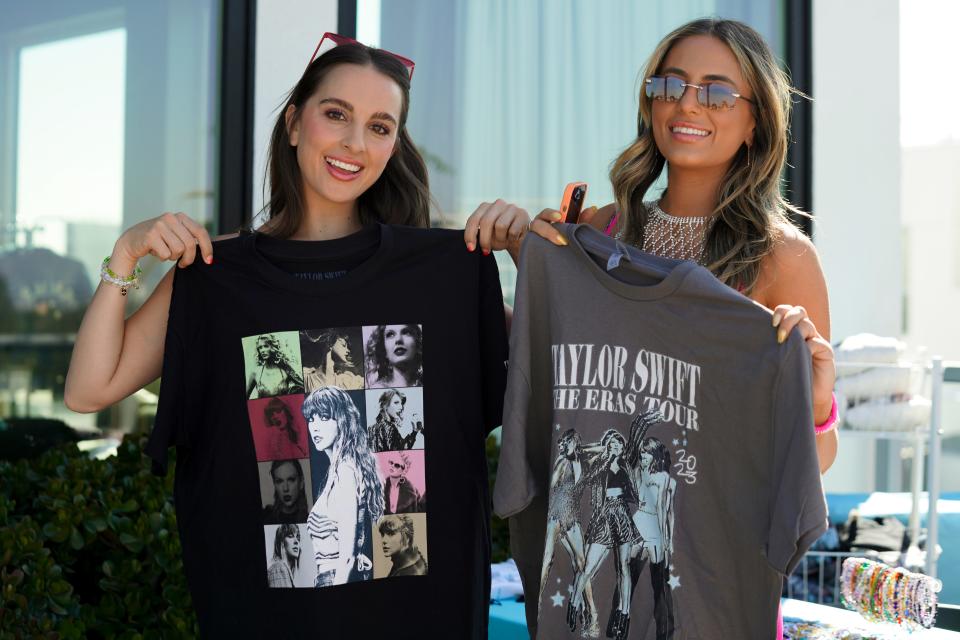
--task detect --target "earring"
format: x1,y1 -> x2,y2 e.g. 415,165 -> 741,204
746,144 -> 752,168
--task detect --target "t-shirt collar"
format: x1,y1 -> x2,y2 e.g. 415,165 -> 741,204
246,223 -> 393,295
566,223 -> 698,301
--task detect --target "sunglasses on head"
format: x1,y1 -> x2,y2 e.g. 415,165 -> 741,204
309,32 -> 415,79
388,460 -> 406,470
645,75 -> 753,111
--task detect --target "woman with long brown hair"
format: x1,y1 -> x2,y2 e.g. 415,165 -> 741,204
63,35 -> 525,412
64,33 -> 518,637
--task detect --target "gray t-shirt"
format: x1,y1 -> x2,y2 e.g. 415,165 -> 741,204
493,225 -> 828,639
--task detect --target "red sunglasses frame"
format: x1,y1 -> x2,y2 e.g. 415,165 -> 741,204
309,31 -> 415,79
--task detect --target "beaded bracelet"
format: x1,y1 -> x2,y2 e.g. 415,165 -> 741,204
864,564 -> 883,617
916,571 -> 939,629
100,256 -> 143,296
871,566 -> 889,621
886,570 -> 904,624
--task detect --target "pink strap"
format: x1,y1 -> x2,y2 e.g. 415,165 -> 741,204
604,212 -> 620,237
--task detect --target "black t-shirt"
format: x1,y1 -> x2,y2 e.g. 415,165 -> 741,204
146,224 -> 508,638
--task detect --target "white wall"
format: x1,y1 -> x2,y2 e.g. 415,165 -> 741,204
813,0 -> 901,492
252,0 -> 338,218
901,144 -> 960,358
901,144 -> 960,493
813,0 -> 902,341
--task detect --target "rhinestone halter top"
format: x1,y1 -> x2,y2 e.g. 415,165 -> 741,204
615,200 -> 718,265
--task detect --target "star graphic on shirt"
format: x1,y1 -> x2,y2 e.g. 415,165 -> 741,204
555,423 -> 562,431
551,591 -> 565,607
672,438 -> 680,446
668,574 -> 681,590
556,577 -> 561,583
567,583 -> 573,594
682,439 -> 688,446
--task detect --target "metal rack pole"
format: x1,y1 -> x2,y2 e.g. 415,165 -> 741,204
908,424 -> 924,550
925,357 -> 943,578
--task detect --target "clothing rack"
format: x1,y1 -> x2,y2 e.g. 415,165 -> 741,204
833,357 -> 949,578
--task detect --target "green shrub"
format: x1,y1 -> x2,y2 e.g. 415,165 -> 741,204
0,436 -> 198,639
0,432 -> 512,637
486,435 -> 511,564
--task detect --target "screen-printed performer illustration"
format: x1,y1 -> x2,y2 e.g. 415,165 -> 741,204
302,328 -> 364,391
303,386 -> 384,586
540,428 -> 597,632
566,410 -> 678,640
568,428 -> 641,639
267,524 -> 303,588
262,397 -> 308,459
365,324 -> 423,388
369,389 -> 424,452
611,409 -> 677,640
247,334 -> 304,399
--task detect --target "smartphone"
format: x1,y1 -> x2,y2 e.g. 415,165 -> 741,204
559,182 -> 588,224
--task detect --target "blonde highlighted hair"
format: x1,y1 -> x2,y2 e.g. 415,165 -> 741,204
610,18 -> 807,294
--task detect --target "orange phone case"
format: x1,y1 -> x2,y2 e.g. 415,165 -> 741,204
559,182 -> 588,223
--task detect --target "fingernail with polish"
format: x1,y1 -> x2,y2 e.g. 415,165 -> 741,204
551,212 -> 562,221
482,249 -> 490,256
467,242 -> 475,252
772,314 -> 781,328
777,329 -> 786,344
557,235 -> 568,246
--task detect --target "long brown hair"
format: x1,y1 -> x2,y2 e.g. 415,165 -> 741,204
610,18 -> 805,294
262,43 -> 431,237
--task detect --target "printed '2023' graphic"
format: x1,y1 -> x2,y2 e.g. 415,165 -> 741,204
241,325 -> 428,589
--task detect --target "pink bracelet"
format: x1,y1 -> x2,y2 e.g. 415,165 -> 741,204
815,393 -> 839,435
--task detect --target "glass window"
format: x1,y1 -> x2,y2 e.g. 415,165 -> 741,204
0,2 -> 220,433
357,1 -> 785,303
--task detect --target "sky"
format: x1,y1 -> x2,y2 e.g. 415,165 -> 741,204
16,28 -> 125,251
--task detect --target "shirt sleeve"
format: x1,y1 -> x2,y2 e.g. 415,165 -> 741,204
144,267 -> 195,476
764,336 -> 829,575
492,235 -> 558,521
478,252 -> 509,436
492,236 -> 549,519
492,235 -> 562,633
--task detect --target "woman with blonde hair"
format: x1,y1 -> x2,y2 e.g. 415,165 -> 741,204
478,17 -> 837,638
522,17 -> 838,468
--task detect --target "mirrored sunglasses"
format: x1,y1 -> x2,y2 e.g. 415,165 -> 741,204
645,75 -> 753,110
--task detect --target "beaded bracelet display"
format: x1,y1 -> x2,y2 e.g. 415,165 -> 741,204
100,256 -> 143,296
840,557 -> 941,629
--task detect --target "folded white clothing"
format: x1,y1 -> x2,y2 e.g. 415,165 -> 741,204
844,396 -> 931,431
835,365 -> 913,402
835,333 -> 905,376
